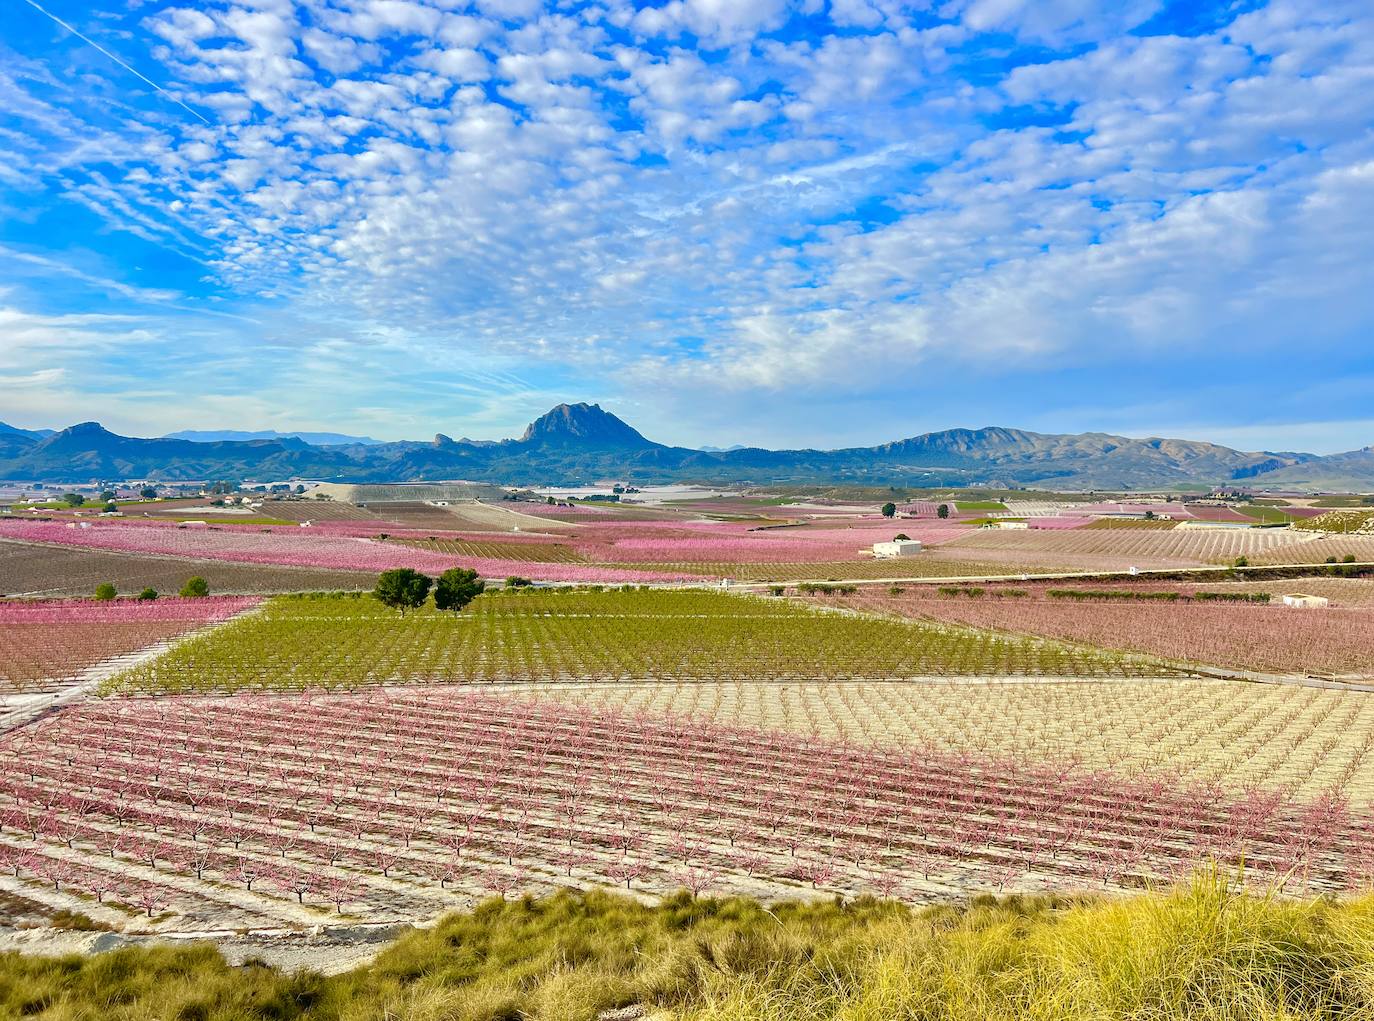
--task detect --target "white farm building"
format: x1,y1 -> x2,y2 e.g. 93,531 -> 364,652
872,539 -> 923,558
1281,593 -> 1330,609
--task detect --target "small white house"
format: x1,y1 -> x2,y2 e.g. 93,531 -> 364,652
873,539 -> 923,558
1281,593 -> 1329,609
993,520 -> 1029,530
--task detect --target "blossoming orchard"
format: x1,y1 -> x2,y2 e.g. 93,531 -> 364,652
1,487 -> 1373,935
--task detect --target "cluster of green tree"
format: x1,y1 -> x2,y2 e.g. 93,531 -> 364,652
373,567 -> 485,613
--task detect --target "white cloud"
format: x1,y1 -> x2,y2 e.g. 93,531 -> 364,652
5,0 -> 1373,446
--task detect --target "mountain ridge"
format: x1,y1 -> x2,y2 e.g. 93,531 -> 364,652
164,429 -> 385,446
0,404 -> 1368,491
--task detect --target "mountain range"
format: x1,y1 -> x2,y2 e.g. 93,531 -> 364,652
0,403 -> 1369,491
164,429 -> 386,446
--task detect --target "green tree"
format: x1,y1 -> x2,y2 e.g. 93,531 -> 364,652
1144,510 -> 1156,520
139,486 -> 158,500
180,576 -> 210,598
94,583 -> 117,601
435,567 -> 486,611
880,502 -> 897,519
100,490 -> 117,502
64,493 -> 85,507
138,588 -> 158,601
505,576 -> 534,589
103,502 -> 118,514
374,568 -> 432,614
937,504 -> 950,519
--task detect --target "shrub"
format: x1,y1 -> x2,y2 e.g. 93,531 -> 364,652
505,576 -> 535,589
94,583 -> 117,601
137,588 -> 159,601
180,576 -> 210,598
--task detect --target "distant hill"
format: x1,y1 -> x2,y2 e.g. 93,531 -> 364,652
165,429 -> 386,446
0,402 -> 1369,491
0,422 -> 55,440
0,421 -> 56,460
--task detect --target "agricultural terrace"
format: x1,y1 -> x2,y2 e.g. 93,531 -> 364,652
0,598 -> 259,695
0,690 -> 1367,933
516,679 -> 1374,804
101,590 -> 1163,695
808,587 -> 1374,678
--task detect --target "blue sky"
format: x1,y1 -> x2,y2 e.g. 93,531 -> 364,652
1,0 -> 1372,452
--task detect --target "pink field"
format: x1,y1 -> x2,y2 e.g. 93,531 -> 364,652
0,596 -> 259,624
0,597 -> 260,694
826,589 -> 1374,677
940,525 -> 1313,565
0,689 -> 1366,930
0,521 -> 691,583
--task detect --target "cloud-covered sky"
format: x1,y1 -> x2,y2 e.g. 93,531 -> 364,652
2,0 -> 1372,452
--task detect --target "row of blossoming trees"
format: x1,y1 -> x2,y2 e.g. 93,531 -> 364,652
1,689 -> 1371,929
0,597 -> 260,695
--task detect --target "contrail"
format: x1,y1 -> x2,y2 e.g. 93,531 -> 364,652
21,0 -> 212,125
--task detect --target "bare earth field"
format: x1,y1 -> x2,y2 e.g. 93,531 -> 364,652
0,539 -> 376,598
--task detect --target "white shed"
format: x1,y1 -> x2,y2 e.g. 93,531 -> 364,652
1281,593 -> 1329,609
872,540 -> 923,558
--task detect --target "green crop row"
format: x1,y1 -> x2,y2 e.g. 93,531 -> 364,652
102,589 -> 1168,694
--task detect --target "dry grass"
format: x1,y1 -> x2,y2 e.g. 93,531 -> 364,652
5,879 -> 1374,1021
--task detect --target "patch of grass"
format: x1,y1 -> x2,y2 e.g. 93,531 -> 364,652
956,500 -> 1009,511
5,879 -> 1374,1020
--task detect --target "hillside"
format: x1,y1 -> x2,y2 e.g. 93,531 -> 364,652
0,404 -> 1368,490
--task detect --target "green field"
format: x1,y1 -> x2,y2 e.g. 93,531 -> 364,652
5,880 -> 1373,1021
955,501 -> 1009,511
102,588 -> 1162,694
1235,505 -> 1301,524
